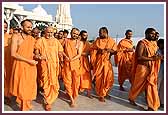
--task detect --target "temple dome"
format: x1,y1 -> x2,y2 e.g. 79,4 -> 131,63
27,4 -> 52,22
32,5 -> 48,16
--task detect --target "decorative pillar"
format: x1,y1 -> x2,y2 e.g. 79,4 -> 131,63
55,4 -> 73,33
4,9 -> 15,33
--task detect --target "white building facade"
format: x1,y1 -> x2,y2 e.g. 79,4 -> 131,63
3,3 -> 73,33
54,4 -> 73,33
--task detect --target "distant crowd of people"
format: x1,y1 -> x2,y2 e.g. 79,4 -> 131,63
4,19 -> 164,111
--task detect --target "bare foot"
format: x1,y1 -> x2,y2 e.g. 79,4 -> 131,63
69,97 -> 76,108
147,107 -> 154,111
70,103 -> 75,108
79,89 -> 85,93
87,90 -> 93,99
70,101 -> 76,108
99,97 -> 105,102
128,99 -> 137,106
87,95 -> 93,99
45,104 -> 51,111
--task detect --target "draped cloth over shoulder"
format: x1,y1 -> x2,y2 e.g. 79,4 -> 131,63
79,41 -> 92,91
91,37 -> 117,97
63,39 -> 81,99
129,39 -> 160,111
9,35 -> 37,111
35,37 -> 63,105
115,38 -> 134,85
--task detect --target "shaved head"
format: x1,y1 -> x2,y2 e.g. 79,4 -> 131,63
45,26 -> 54,32
32,27 -> 40,38
45,26 -> 54,39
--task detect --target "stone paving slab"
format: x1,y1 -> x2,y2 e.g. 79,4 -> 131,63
4,91 -> 144,112
3,66 -> 164,112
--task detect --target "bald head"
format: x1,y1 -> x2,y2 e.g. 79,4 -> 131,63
45,26 -> 53,31
32,27 -> 39,32
21,19 -> 33,35
45,26 -> 54,39
32,27 -> 40,38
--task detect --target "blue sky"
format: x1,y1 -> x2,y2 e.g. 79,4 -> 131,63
20,3 -> 165,40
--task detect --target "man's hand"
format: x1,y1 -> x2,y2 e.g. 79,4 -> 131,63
28,60 -> 38,65
65,56 -> 71,62
105,48 -> 117,55
124,48 -> 134,52
34,54 -> 46,60
40,55 -> 46,60
151,55 -> 161,61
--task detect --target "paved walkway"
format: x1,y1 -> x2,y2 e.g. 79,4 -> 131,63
3,66 -> 164,112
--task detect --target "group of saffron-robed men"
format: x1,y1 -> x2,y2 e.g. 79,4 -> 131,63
4,19 -> 164,111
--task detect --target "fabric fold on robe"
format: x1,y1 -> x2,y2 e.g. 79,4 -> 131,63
90,37 -> 117,97
129,39 -> 160,111
115,38 -> 134,85
79,41 -> 92,91
35,37 -> 63,105
63,39 -> 81,99
9,35 -> 37,111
